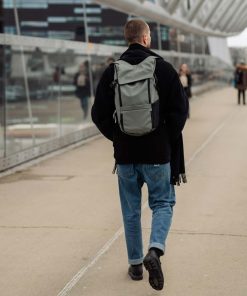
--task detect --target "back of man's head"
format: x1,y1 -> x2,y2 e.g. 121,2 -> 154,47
124,19 -> 150,47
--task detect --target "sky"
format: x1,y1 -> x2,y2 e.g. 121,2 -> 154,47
227,28 -> 247,48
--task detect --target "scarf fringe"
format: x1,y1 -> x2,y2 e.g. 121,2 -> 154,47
171,173 -> 187,186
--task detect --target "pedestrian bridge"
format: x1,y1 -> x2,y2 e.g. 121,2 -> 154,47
0,87 -> 247,296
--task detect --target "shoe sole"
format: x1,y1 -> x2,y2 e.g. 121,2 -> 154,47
128,271 -> 143,281
143,255 -> 164,290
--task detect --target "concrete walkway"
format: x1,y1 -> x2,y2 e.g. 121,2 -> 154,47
0,87 -> 247,296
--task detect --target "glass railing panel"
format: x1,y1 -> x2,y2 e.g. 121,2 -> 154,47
26,45 -> 61,143
0,43 -> 5,158
59,49 -> 92,135
5,44 -> 36,155
0,35 -> 233,171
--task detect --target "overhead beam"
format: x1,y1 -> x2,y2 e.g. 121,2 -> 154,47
220,0 -> 243,31
212,0 -> 234,30
187,0 -> 204,23
227,10 -> 245,33
95,0 -> 239,37
159,0 -> 169,7
235,10 -> 246,31
167,0 -> 181,15
155,0 -> 162,5
202,0 -> 222,28
235,10 -> 247,32
235,14 -> 247,33
224,2 -> 247,33
231,15 -> 244,33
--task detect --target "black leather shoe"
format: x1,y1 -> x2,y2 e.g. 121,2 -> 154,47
143,249 -> 164,290
128,263 -> 143,281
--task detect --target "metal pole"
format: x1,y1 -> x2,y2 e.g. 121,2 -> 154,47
58,68 -> 62,137
190,33 -> 194,70
0,1 -> 5,157
0,44 -> 7,157
82,1 -> 94,108
201,36 -> 205,55
83,2 -> 89,44
13,0 -> 35,146
177,29 -> 181,65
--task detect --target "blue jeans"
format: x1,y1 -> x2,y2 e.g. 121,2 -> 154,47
79,96 -> 89,118
117,163 -> 176,265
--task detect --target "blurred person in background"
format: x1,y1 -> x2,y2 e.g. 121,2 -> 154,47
234,62 -> 247,105
74,61 -> 91,119
179,63 -> 192,118
92,56 -> 115,95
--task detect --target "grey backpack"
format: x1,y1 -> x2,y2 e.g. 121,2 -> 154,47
113,56 -> 160,136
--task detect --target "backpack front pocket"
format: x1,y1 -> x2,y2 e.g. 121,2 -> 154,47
120,104 -> 152,136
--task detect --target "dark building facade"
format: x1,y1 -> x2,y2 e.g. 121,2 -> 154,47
1,0 -> 207,52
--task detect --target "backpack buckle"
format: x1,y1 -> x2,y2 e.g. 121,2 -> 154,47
110,80 -> 118,89
113,110 -> 117,123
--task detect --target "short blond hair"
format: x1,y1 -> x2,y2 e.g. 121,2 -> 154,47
124,19 -> 149,44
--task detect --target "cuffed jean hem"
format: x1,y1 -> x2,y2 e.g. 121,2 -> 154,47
128,257 -> 143,265
149,242 -> 165,254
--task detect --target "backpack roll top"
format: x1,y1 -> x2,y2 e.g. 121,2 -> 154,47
113,56 -> 160,136
114,56 -> 156,85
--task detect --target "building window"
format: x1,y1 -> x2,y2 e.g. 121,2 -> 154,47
21,21 -> 48,28
15,0 -> 48,9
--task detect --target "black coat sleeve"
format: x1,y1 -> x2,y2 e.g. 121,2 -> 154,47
91,65 -> 115,141
157,62 -> 188,142
156,60 -> 189,184
166,67 -> 188,184
187,73 -> 192,88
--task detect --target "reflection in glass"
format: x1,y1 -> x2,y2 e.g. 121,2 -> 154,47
1,40 -> 232,160
194,35 -> 203,54
59,51 -> 91,135
4,45 -> 36,155
160,25 -> 170,50
148,22 -> 159,50
169,27 -> 178,51
87,5 -> 128,46
91,55 -> 116,95
2,0 -> 130,45
179,30 -> 192,53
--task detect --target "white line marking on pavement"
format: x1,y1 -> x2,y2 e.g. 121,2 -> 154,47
57,228 -> 124,296
186,110 -> 236,168
56,109 -> 237,296
186,122 -> 225,167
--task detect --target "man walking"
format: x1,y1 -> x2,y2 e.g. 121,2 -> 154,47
91,19 -> 188,291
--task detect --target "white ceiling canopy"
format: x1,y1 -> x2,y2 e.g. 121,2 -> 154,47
95,0 -> 247,37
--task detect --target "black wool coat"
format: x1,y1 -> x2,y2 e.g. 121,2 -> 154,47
91,43 -> 188,185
